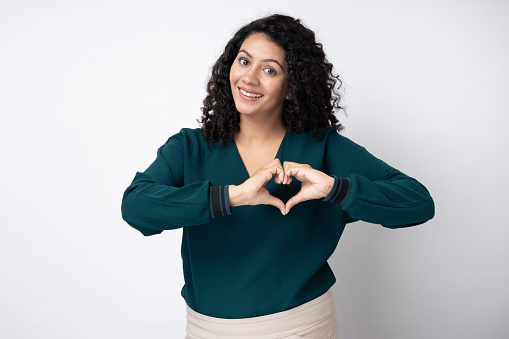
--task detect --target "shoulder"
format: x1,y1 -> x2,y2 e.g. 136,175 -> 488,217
160,127 -> 229,161
320,127 -> 370,155
161,128 -> 206,147
177,127 -> 226,149
156,128 -> 208,159
168,127 -> 202,140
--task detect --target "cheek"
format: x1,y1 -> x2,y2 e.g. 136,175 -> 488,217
229,66 -> 240,86
283,82 -> 290,99
272,81 -> 288,98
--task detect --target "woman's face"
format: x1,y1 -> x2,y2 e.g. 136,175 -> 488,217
229,33 -> 290,120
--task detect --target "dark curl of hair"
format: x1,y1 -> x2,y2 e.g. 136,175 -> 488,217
200,14 -> 344,146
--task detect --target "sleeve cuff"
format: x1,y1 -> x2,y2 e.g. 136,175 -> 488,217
209,185 -> 232,218
323,175 -> 351,206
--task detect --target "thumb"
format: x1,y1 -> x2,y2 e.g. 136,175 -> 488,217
266,194 -> 286,215
285,191 -> 306,215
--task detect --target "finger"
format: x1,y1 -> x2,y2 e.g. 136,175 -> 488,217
274,168 -> 282,184
272,158 -> 284,172
266,194 -> 286,215
255,158 -> 282,174
258,169 -> 276,186
283,161 -> 307,171
275,159 -> 286,184
285,191 -> 306,214
276,167 -> 285,184
282,161 -> 293,173
259,162 -> 283,184
282,162 -> 297,184
284,162 -> 311,181
269,158 -> 284,184
284,175 -> 292,185
285,166 -> 308,182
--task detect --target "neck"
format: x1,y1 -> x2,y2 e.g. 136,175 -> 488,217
235,113 -> 286,145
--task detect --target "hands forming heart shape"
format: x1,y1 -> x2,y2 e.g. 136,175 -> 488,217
228,159 -> 335,215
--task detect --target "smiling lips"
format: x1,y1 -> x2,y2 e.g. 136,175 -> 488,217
239,87 -> 263,98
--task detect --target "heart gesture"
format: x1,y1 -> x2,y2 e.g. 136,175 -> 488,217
282,161 -> 335,214
228,159 -> 335,215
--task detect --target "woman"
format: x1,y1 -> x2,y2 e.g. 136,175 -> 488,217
121,14 -> 434,338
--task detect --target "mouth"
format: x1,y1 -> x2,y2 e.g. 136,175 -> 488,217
238,87 -> 263,98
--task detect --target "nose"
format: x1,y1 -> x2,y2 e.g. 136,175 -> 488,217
242,66 -> 260,86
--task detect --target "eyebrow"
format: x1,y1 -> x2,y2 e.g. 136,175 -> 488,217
238,49 -> 285,71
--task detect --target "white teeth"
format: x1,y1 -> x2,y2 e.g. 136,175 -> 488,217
240,88 -> 262,98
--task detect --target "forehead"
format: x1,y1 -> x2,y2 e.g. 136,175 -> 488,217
239,33 -> 286,63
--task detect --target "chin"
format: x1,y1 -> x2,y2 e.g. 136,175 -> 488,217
236,108 -> 256,116
234,103 -> 257,116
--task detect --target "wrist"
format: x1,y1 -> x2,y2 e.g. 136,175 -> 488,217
323,176 -> 351,205
228,185 -> 246,207
323,176 -> 335,198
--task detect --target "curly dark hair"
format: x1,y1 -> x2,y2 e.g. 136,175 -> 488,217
200,14 -> 344,146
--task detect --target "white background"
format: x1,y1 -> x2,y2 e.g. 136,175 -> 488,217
1,0 -> 508,338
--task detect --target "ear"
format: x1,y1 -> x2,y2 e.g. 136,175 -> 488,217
285,89 -> 291,100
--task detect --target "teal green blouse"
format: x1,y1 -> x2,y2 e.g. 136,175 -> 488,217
121,127 -> 434,318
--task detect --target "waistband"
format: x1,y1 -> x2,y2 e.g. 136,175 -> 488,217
186,289 -> 335,338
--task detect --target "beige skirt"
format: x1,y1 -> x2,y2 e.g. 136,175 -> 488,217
185,289 -> 339,339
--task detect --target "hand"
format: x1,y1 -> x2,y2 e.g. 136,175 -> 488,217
282,161 -> 335,214
229,159 -> 287,214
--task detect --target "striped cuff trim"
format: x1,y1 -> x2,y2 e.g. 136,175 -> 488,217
210,185 -> 232,218
323,176 -> 351,206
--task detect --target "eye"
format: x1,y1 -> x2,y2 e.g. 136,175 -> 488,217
239,58 -> 249,66
264,67 -> 277,75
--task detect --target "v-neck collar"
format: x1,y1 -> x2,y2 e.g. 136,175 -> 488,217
232,130 -> 288,179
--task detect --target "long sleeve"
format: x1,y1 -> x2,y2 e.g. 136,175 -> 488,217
118,127 -> 435,319
323,131 -> 435,228
121,131 -> 231,236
